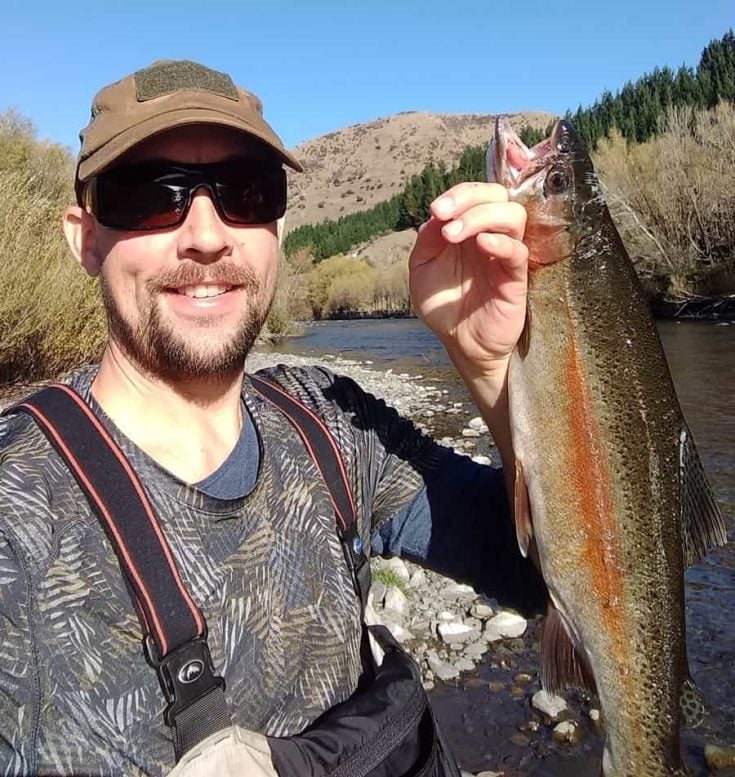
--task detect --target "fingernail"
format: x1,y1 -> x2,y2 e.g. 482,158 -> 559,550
434,197 -> 454,217
444,220 -> 463,238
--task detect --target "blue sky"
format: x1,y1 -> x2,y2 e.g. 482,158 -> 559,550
2,0 -> 732,153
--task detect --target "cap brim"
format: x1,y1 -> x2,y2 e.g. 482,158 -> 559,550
77,107 -> 303,182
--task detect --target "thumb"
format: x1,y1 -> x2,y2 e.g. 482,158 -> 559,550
409,216 -> 448,268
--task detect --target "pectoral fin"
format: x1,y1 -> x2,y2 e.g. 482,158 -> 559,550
679,426 -> 727,567
541,603 -> 597,695
514,458 -> 533,558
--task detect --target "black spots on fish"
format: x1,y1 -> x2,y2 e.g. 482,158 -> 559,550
680,676 -> 705,729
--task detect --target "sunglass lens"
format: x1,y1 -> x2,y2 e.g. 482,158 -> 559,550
93,173 -> 187,230
217,168 -> 287,224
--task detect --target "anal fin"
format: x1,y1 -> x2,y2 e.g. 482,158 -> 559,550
540,603 -> 597,696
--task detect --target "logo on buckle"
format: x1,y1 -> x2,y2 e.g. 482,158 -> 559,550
178,659 -> 204,684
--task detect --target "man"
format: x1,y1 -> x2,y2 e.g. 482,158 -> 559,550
0,60 -> 542,775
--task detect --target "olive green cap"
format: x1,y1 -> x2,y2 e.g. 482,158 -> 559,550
75,59 -> 302,202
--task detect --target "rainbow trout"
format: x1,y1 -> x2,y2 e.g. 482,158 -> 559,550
487,118 -> 727,776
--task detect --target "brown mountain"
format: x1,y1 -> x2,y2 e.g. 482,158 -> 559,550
283,110 -> 556,232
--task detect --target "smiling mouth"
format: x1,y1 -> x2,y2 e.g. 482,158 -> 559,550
169,284 -> 236,299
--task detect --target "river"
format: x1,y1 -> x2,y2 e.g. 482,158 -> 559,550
263,318 -> 735,775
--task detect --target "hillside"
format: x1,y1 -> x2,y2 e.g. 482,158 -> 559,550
284,110 -> 555,230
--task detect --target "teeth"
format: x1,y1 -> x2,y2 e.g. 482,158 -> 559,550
180,284 -> 230,298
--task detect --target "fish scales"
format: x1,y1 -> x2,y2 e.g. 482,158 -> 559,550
489,117 -> 726,776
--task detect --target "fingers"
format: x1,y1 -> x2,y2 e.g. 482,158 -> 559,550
477,232 -> 529,272
439,200 -> 528,244
430,182 -> 509,222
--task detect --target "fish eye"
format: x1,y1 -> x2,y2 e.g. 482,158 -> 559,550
545,169 -> 570,195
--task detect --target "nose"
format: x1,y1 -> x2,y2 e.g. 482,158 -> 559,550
177,187 -> 234,261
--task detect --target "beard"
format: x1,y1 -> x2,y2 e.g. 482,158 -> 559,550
100,262 -> 273,382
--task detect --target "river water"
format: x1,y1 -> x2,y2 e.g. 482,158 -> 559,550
264,318 -> 735,775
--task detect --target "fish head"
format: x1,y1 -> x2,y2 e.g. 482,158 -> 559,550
488,117 -> 604,270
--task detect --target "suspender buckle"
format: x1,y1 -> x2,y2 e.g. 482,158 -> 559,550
146,635 -> 226,727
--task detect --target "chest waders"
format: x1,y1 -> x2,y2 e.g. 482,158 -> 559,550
14,378 -> 461,777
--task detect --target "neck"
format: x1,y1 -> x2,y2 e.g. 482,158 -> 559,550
91,342 -> 245,483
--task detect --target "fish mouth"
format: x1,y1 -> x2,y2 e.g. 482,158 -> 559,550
488,117 -> 570,193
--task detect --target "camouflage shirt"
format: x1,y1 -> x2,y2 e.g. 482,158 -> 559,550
0,364 -> 539,776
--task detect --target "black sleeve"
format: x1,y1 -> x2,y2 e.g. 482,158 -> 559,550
371,449 -> 547,617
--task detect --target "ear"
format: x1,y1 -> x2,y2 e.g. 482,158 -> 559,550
63,206 -> 104,277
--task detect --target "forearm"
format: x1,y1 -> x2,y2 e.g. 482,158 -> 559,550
446,349 -> 515,500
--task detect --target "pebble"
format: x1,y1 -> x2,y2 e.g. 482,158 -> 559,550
409,568 -> 427,588
430,659 -> 461,682
454,657 -> 476,672
553,720 -> 581,745
470,603 -> 494,619
437,610 -> 456,622
532,690 -> 568,720
471,455 -> 492,465
382,557 -> 410,584
384,586 -> 409,616
462,428 -> 481,438
484,611 -> 528,640
437,622 -> 479,645
382,622 -> 414,643
370,581 -> 387,605
705,744 -> 735,770
468,417 -> 488,432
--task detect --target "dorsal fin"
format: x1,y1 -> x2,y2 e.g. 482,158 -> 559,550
678,426 -> 727,567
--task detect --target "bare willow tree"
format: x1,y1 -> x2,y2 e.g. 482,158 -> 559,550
594,102 -> 735,298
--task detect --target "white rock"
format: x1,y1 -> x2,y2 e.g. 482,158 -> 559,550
454,657 -> 476,672
382,621 -> 414,643
437,610 -> 456,622
462,428 -> 481,438
409,568 -> 427,588
468,416 -> 488,432
532,690 -> 568,720
384,586 -> 409,616
437,622 -> 478,645
463,642 -> 489,659
426,653 -> 460,681
470,603 -> 494,619
382,557 -> 410,583
485,611 -> 527,638
477,772 -> 504,777
589,708 -> 600,722
441,582 -> 476,599
553,720 -> 581,744
471,455 -> 492,466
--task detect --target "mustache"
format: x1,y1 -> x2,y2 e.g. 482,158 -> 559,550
148,262 -> 260,292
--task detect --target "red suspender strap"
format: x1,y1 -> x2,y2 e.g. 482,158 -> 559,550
249,373 -> 371,611
9,385 -> 230,760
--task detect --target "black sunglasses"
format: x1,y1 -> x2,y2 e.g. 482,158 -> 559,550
86,159 -> 287,231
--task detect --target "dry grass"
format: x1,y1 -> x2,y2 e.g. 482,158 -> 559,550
0,167 -> 105,383
594,103 -> 735,298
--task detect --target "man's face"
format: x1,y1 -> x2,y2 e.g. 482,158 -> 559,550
88,125 -> 281,382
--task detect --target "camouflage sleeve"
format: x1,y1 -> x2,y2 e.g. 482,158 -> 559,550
0,529 -> 37,775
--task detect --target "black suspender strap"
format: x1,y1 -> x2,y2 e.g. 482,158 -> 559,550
9,375 -> 369,760
9,385 -> 230,761
249,374 -> 372,612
